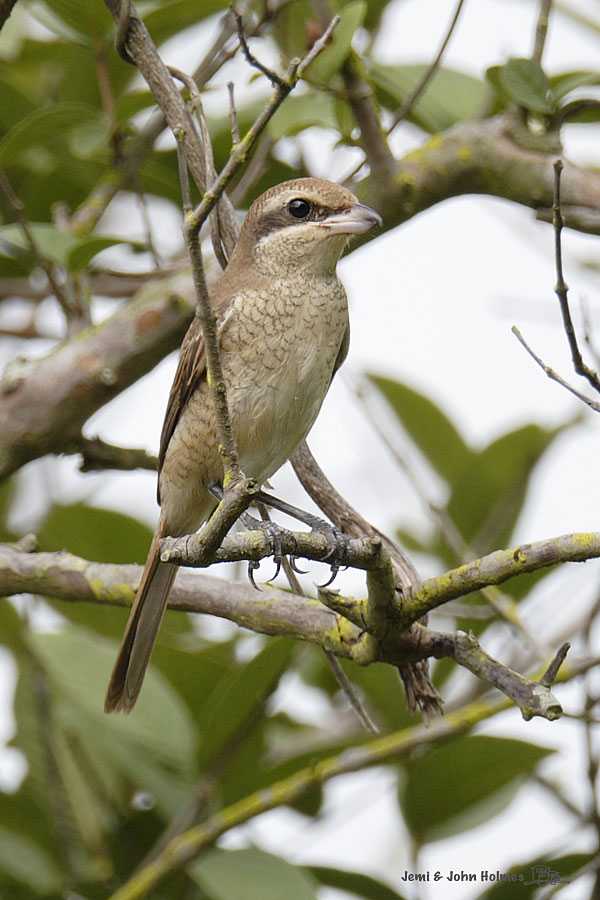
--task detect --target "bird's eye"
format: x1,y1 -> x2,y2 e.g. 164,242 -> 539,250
287,198 -> 312,219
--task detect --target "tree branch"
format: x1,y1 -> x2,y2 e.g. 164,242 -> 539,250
0,271 -> 195,479
341,51 -> 395,180
356,115 -> 600,237
403,532 -> 600,626
2,537 -> 590,719
102,0 -> 209,197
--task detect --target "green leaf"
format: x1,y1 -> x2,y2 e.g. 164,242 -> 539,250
268,92 -> 338,141
30,629 -> 197,775
307,1 -> 367,84
400,735 -> 554,844
369,63 -> 491,132
308,865 -> 408,900
446,421 -> 572,553
549,70 -> 600,101
190,848 -> 319,900
37,502 -> 154,566
0,825 -> 63,893
66,236 -> 145,271
499,58 -> 555,115
0,74 -> 37,130
0,101 -> 100,163
0,596 -> 25,652
33,0 -> 113,42
480,852 -> 592,898
368,375 -> 473,485
0,222 -> 78,266
197,637 -> 295,767
557,98 -> 600,124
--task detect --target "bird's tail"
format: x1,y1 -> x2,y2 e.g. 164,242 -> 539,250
104,525 -> 176,714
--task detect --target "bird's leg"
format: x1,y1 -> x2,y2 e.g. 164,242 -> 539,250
255,489 -> 352,586
206,483 -> 298,587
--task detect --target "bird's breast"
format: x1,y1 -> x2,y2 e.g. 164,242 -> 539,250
221,275 -> 348,481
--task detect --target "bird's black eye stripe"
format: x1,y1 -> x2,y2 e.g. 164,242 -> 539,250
287,198 -> 312,219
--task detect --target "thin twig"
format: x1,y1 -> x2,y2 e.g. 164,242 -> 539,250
231,5 -> 284,87
512,325 -> 600,412
169,65 -> 238,263
257,506 -> 380,735
73,436 -> 158,472
552,159 -> 600,395
405,531 -> 600,626
532,0 -> 553,64
188,14 -> 340,234
0,168 -> 88,334
341,53 -> 395,177
540,641 -> 570,687
228,81 -> 241,146
387,0 -> 467,133
181,188 -> 242,484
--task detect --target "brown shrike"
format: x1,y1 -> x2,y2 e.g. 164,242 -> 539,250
105,177 -> 382,713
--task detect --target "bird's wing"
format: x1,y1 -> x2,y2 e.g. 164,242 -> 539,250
332,320 -> 350,378
157,290 -> 236,502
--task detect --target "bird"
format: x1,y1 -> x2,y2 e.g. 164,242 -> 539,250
104,177 -> 382,713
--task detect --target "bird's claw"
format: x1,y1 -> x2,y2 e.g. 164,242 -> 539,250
289,556 -> 308,575
316,524 -> 351,588
245,520 -> 297,586
247,559 -> 261,591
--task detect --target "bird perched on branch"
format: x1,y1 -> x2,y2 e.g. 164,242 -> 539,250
105,177 -> 382,713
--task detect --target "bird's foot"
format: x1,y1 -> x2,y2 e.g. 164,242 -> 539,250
311,520 -> 352,588
241,513 -> 297,588
253,489 -> 351,587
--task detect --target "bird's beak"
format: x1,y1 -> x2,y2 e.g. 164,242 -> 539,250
320,202 -> 383,235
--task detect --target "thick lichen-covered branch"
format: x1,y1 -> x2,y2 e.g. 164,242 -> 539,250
402,532 -> 600,627
356,115 -> 600,237
0,539 -> 582,720
0,272 -> 195,479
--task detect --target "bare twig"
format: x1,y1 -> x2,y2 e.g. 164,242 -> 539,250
181,190 -> 242,485
188,14 -> 340,234
228,82 -> 241,146
512,325 -> 600,412
73,436 -> 158,472
533,0 -> 553,64
540,641 -> 570,686
231,5 -> 284,87
162,528 -> 383,571
552,159 -> 600,394
169,65 -> 239,263
387,0 -> 467,133
341,53 -> 395,178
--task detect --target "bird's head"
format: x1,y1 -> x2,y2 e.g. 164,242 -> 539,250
234,177 -> 382,277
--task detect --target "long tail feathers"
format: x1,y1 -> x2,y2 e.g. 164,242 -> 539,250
104,528 -> 176,714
